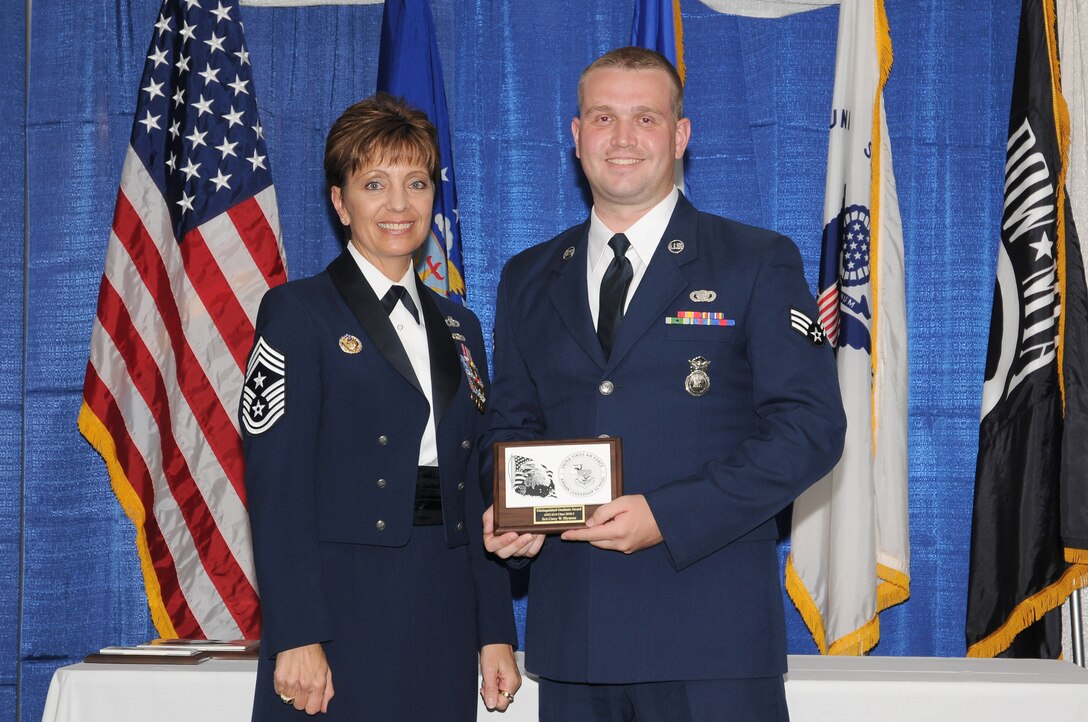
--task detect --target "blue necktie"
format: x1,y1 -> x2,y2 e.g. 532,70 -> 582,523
597,233 -> 633,357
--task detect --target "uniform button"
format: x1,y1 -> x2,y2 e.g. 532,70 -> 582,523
378,435 -> 388,445
375,520 -> 386,531
597,434 -> 610,439
456,521 -> 464,531
376,478 -> 387,489
599,380 -> 614,396
461,439 -> 471,449
457,482 -> 465,491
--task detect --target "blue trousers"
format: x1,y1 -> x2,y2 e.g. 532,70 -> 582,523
539,676 -> 789,722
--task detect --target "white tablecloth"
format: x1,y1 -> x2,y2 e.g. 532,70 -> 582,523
41,654 -> 1088,722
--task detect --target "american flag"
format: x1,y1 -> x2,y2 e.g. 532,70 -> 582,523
77,0 -> 285,639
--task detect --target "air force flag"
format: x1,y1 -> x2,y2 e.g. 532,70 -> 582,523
377,0 -> 467,303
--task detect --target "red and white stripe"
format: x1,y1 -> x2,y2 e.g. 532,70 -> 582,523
79,146 -> 285,639
817,285 -> 840,347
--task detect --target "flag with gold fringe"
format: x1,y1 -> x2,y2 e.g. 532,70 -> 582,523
377,0 -> 466,302
966,0 -> 1088,659
786,0 -> 910,655
78,0 -> 285,639
630,0 -> 687,195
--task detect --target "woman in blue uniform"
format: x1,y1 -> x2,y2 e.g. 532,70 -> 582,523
241,93 -> 519,720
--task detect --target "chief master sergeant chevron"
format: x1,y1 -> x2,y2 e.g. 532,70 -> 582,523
481,47 -> 846,722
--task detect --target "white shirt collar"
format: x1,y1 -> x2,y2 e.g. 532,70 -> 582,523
346,244 -> 423,322
587,187 -> 680,273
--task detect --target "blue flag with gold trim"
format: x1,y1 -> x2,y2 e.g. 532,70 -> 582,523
377,0 -> 466,302
631,0 -> 687,196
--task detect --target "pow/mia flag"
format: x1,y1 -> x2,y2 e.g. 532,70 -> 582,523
241,336 -> 286,435
966,0 -> 1088,659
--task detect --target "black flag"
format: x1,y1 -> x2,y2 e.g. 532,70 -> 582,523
966,0 -> 1088,658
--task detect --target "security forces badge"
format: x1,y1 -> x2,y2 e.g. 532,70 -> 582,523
241,336 -> 286,435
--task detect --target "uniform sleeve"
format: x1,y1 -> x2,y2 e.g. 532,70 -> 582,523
645,236 -> 847,570
241,288 -> 334,657
479,264 -> 546,482
461,312 -> 519,647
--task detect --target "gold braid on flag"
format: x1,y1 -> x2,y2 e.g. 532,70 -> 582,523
871,0 -> 911,622
869,0 -> 892,447
966,0 -> 1088,656
1046,0 -> 1088,572
672,0 -> 686,84
77,403 -> 178,639
785,559 -> 829,654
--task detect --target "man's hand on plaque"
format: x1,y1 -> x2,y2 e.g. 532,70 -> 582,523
483,505 -> 546,558
560,494 -> 663,554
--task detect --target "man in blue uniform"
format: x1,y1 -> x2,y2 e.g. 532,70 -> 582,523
482,47 -> 846,721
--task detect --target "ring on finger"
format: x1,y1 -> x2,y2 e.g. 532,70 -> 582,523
279,693 -> 294,704
500,690 -> 515,702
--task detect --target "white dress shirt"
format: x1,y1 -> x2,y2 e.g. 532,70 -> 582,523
348,245 -> 438,467
586,188 -> 680,329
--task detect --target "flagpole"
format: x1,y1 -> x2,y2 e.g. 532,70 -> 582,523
1071,590 -> 1085,667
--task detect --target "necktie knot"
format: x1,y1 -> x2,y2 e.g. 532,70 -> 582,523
598,234 -> 634,358
609,233 -> 630,258
381,284 -> 420,323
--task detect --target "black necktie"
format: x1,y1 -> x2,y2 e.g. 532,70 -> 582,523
381,284 -> 420,324
597,233 -> 633,357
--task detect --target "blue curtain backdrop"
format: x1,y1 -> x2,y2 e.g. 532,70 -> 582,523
0,3 -> 27,720
3,1 -> 1021,719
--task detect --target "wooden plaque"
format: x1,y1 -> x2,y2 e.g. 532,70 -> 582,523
493,438 -> 623,534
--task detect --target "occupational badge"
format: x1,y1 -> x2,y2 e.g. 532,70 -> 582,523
458,343 -> 487,412
684,356 -> 711,397
690,289 -> 717,303
789,307 -> 826,346
445,316 -> 461,328
563,246 -> 576,260
667,239 -> 685,254
241,336 -> 286,435
338,334 -> 362,354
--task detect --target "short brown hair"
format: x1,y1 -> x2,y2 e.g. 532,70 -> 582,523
324,93 -> 440,189
578,46 -> 684,120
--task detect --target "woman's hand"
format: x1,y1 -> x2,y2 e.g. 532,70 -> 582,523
479,643 -> 521,712
483,505 -> 545,558
273,643 -> 334,714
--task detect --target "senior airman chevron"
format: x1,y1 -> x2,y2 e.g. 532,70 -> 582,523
789,307 -> 826,346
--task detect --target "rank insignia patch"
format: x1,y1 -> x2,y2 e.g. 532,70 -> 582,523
790,307 -> 826,346
458,343 -> 487,412
242,336 -> 286,435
